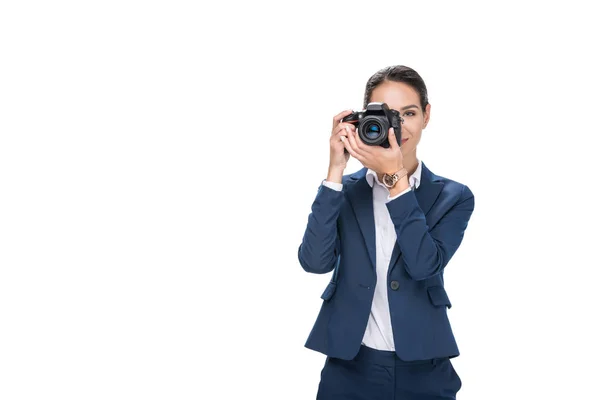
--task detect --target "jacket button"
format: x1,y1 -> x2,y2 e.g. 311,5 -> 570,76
390,280 -> 399,290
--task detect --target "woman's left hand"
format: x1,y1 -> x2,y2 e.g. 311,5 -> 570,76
342,125 -> 404,174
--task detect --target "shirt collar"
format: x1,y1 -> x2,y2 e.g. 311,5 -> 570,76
366,159 -> 423,189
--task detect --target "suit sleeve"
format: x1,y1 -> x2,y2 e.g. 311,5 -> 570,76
298,183 -> 344,274
386,185 -> 475,281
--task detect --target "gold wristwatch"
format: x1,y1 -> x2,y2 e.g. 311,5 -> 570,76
382,168 -> 408,188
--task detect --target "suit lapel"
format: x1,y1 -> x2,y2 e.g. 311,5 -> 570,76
413,161 -> 444,217
345,168 -> 377,271
387,161 -> 444,274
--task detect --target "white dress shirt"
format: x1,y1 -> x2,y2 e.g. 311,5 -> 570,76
322,160 -> 423,350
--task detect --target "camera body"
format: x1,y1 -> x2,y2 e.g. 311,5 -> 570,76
341,102 -> 403,148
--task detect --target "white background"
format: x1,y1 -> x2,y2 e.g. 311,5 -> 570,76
1,1 -> 599,399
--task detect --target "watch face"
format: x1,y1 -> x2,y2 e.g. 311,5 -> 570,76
383,174 -> 397,187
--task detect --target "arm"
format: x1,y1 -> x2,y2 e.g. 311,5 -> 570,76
386,185 -> 475,281
297,183 -> 344,274
299,107 -> 354,273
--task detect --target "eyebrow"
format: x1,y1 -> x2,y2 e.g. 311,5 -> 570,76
401,104 -> 419,110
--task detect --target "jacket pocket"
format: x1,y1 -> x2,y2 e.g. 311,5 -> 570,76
320,281 -> 337,301
427,286 -> 452,309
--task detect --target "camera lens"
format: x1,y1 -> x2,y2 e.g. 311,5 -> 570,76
359,116 -> 389,146
365,122 -> 382,140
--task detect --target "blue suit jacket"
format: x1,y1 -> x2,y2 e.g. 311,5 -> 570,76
298,161 -> 475,361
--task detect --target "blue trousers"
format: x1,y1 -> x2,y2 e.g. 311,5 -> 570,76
316,345 -> 462,400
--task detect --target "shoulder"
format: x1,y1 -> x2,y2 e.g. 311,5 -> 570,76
439,175 -> 474,201
425,163 -> 474,202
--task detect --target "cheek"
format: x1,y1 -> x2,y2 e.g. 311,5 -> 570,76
401,119 -> 422,136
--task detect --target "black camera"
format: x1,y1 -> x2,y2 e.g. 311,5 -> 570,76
341,102 -> 403,148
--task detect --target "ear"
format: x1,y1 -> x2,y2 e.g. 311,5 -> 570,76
423,103 -> 431,128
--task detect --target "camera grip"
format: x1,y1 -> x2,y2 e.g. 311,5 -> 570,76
341,112 -> 359,124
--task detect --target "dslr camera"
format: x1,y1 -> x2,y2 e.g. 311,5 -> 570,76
341,102 -> 403,148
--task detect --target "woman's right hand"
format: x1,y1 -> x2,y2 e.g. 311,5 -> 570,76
328,110 -> 354,176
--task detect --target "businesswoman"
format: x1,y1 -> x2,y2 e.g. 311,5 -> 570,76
298,65 -> 475,399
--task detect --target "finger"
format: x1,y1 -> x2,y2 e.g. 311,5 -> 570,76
345,126 -> 368,157
352,127 -> 374,154
334,129 -> 348,140
332,110 -> 354,129
332,124 -> 345,137
331,129 -> 347,147
332,122 -> 357,136
342,136 -> 364,161
388,127 -> 400,150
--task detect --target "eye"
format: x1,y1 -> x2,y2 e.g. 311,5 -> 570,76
403,111 -> 416,117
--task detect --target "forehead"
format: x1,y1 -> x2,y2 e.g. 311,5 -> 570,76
370,81 -> 420,110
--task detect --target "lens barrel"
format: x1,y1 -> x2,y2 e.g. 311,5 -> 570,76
359,116 -> 389,146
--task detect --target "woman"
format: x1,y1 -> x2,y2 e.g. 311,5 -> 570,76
298,65 -> 475,399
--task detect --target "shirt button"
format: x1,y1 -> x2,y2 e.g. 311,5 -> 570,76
390,281 -> 400,290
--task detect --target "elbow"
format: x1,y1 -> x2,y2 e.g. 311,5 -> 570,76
404,240 -> 452,281
404,258 -> 445,281
298,244 -> 337,274
405,268 -> 441,281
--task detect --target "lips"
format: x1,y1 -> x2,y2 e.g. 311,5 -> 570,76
401,139 -> 409,144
